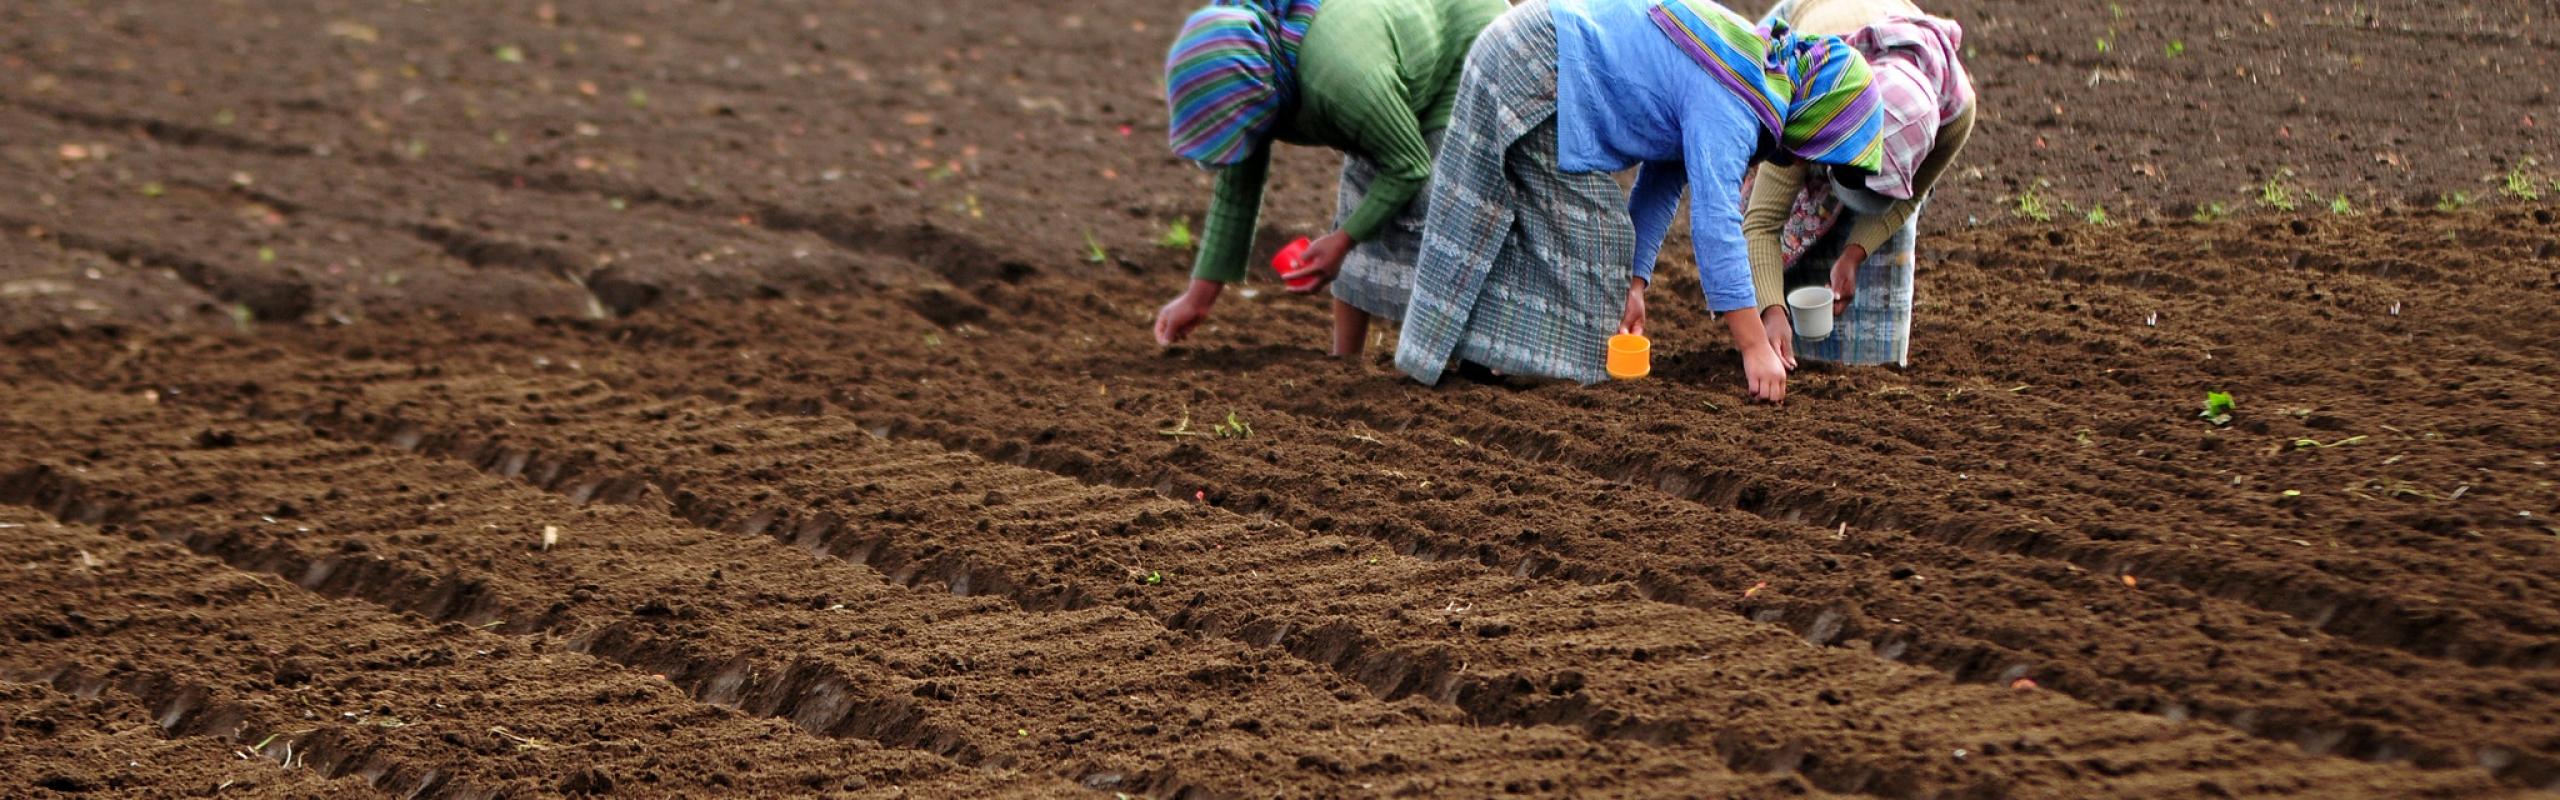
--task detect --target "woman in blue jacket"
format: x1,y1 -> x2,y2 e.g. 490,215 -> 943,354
1394,0 -> 1884,403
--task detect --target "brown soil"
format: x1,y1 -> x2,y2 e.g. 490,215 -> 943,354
3,0 -> 2558,797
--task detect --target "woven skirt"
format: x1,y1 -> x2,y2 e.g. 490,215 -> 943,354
1328,129 -> 1443,322
1394,0 -> 1636,386
1781,209 -> 1919,367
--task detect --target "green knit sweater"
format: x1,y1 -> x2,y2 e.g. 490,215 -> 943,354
1188,0 -> 1508,284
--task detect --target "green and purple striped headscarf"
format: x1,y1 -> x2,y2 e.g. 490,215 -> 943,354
1164,1 -> 1323,166
1647,0 -> 1883,170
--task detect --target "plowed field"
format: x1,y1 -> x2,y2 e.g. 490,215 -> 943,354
4,0 -> 2556,797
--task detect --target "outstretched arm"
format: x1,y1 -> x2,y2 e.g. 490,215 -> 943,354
1687,125 -> 1787,402
1189,144 -> 1273,284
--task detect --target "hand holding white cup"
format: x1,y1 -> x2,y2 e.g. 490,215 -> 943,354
1787,286 -> 1835,342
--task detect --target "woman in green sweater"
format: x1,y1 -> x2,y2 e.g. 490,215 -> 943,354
1151,0 -> 1509,357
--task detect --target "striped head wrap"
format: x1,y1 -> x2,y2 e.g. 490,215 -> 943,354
1164,1 -> 1323,166
1646,0 -> 1883,171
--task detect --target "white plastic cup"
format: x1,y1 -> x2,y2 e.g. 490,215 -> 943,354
1788,286 -> 1835,341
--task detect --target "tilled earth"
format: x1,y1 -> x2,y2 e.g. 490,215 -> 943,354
3,0 -> 2558,798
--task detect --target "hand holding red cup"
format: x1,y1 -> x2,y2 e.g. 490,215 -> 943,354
1274,236 -> 1318,292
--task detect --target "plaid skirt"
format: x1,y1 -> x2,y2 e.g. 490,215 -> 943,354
1328,129 -> 1443,322
1781,207 -> 1920,367
1394,0 -> 1635,386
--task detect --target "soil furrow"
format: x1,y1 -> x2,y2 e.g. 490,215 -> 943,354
0,378 -> 1810,799
228,366 -> 2527,797
0,506 -> 1057,798
865,388 -> 2560,787
0,676 -> 379,797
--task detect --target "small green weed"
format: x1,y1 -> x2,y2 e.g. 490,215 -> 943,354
2164,40 -> 2187,58
1156,217 -> 1195,250
2083,204 -> 2110,226
2327,195 -> 2354,215
2199,391 -> 2235,427
2257,174 -> 2297,211
2013,186 -> 2055,222
1083,230 -> 1108,263
2191,201 -> 2229,222
2503,160 -> 2543,201
2435,191 -> 2473,211
1213,410 -> 1252,439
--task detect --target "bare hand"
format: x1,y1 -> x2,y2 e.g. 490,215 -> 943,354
1829,243 -> 1867,316
1760,306 -> 1797,371
1744,344 -> 1788,404
1619,277 -> 1649,335
1153,279 -> 1223,346
1279,231 -> 1354,294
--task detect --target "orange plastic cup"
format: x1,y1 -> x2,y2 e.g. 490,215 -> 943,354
1606,334 -> 1651,380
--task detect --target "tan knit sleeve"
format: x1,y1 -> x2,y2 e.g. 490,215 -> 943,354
1743,162 -> 1808,313
1846,102 -> 1975,255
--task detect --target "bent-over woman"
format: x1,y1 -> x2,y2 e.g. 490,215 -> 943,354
1392,0 -> 1885,402
1746,0 -> 1975,368
1152,0 -> 1509,357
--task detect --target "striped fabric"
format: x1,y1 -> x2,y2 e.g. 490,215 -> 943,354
1164,1 -> 1324,166
1646,0 -> 1883,171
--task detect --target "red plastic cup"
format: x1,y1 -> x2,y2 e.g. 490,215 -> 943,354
1273,237 -> 1317,291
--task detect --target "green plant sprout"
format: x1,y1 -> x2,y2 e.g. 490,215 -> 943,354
2095,37 -> 2112,54
2435,191 -> 2473,211
1213,410 -> 1253,439
2013,186 -> 2055,222
2199,391 -> 2235,427
1083,230 -> 1109,263
2083,204 -> 2110,226
1142,570 -> 1166,586
2164,40 -> 2187,58
2191,201 -> 2229,222
2258,174 -> 2297,211
2327,195 -> 2354,215
2503,160 -> 2543,201
1156,217 -> 1195,250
